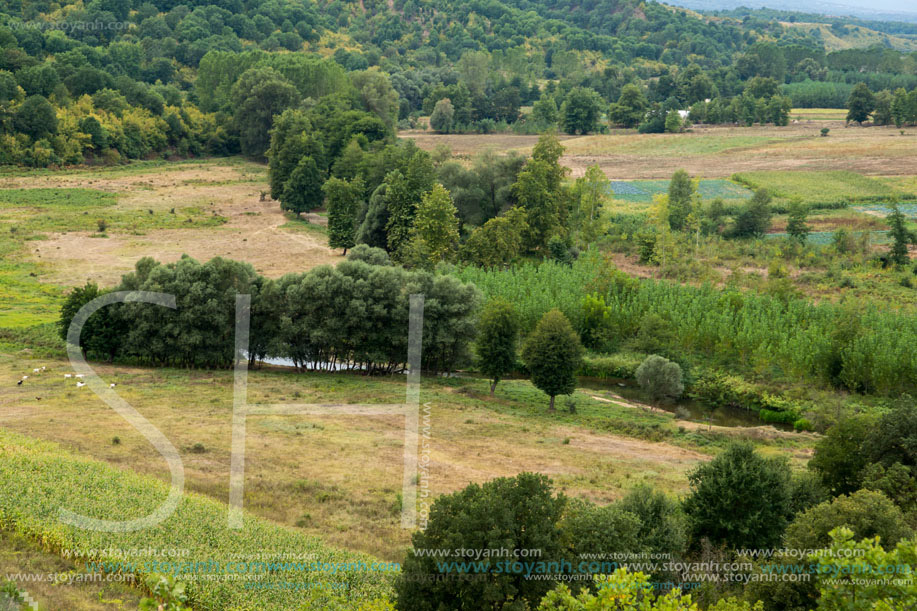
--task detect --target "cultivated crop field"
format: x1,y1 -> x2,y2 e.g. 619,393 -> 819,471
609,179 -> 752,204
409,122 -> 917,179
789,108 -> 848,121
733,170 -> 914,206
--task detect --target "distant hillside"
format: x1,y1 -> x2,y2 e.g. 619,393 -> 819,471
783,21 -> 917,52
664,0 -> 917,23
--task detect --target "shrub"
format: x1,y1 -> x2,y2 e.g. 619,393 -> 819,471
683,443 -> 792,550
809,415 -> 873,495
577,353 -> 643,380
346,244 -> 391,266
395,473 -> 567,611
635,355 -> 683,402
785,490 -> 912,552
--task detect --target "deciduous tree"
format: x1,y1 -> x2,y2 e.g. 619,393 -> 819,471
522,309 -> 583,411
475,298 -> 519,395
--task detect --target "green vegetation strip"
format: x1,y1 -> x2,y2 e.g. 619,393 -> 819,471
732,171 -> 913,207
453,253 -> 917,396
0,429 -> 394,609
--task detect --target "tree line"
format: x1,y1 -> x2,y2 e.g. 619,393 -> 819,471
3,0 -> 917,166
58,250 -> 479,374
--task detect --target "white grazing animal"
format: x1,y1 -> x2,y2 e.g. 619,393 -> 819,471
64,374 -> 72,378
109,383 -> 116,388
74,374 -> 84,378
76,382 -> 86,388
22,376 -> 28,380
32,368 -> 40,373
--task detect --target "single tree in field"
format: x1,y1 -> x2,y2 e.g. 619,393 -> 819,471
280,156 -> 323,216
635,355 -> 684,402
475,299 -> 519,395
522,309 -> 584,411
887,204 -> 914,266
846,83 -> 875,125
429,98 -> 454,133
683,442 -> 793,550
410,183 -> 460,265
324,176 -> 363,255
786,201 -> 811,245
667,169 -> 694,231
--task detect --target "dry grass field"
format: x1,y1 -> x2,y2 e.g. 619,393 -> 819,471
0,356 -> 736,561
1,159 -> 338,291
406,122 -> 917,178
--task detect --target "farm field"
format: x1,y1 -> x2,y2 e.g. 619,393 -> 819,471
608,179 -> 752,210
733,170 -> 914,205
408,122 -> 917,178
789,108 -> 848,121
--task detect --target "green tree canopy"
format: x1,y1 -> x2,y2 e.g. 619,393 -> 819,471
561,86 -> 604,135
683,442 -> 792,550
475,298 -> 519,395
846,83 -> 875,125
395,473 -> 567,611
522,309 -> 584,411
231,66 -> 298,157
410,183 -> 459,265
324,176 -> 364,254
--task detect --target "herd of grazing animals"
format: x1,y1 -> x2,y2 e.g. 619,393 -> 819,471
15,366 -> 117,389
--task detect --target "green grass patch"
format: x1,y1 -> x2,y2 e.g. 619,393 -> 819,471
0,428 -> 394,610
281,215 -> 328,236
733,170 -> 912,207
608,179 -> 752,207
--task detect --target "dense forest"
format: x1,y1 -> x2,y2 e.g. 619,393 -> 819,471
0,0 -> 916,165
